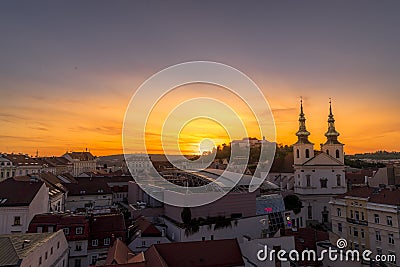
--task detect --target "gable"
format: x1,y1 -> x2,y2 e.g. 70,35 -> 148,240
302,152 -> 343,166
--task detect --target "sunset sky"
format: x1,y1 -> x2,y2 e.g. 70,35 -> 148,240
1,1 -> 400,156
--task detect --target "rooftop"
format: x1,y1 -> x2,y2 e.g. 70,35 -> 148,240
0,232 -> 58,266
0,179 -> 44,207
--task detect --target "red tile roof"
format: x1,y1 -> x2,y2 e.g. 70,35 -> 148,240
133,217 -> 161,237
0,179 -> 45,207
63,177 -> 113,195
64,152 -> 96,161
90,214 -> 126,234
105,239 -> 142,265
336,187 -> 400,206
145,239 -> 244,267
4,153 -> 40,166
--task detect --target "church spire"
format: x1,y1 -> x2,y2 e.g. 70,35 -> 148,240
324,99 -> 341,144
295,98 -> 312,144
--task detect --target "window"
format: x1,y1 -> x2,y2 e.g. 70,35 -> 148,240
336,175 -> 341,186
361,212 -> 365,221
377,248 -> 382,255
354,227 -> 358,237
376,231 -> 382,241
76,243 -> 82,251
141,240 -> 146,246
296,149 -> 299,158
50,247 -> 53,255
320,179 -> 327,188
354,242 -> 359,251
104,237 -> 110,246
37,226 -> 43,233
338,223 -> 342,232
76,227 -> 83,235
45,251 -> 48,260
13,216 -> 21,226
57,242 -> 60,249
326,150 -> 329,155
387,216 -> 393,226
337,208 -> 341,217
374,214 -> 380,224
48,226 -> 54,233
92,239 -> 98,246
336,149 -> 340,158
305,149 -> 310,158
389,233 -> 395,244
307,205 -> 312,219
306,175 -> 311,187
211,235 -> 214,240
63,227 -> 69,235
74,259 -> 81,267
39,256 -> 42,265
91,255 -> 98,265
361,229 -> 365,238
202,237 -> 206,241
355,211 -> 360,220
350,210 -> 354,218
388,251 -> 396,264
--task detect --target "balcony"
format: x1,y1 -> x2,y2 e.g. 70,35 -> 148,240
346,217 -> 368,226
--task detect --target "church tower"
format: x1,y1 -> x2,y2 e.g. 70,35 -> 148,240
321,100 -> 344,164
293,99 -> 314,165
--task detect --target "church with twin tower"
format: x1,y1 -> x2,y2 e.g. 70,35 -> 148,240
293,99 -> 347,227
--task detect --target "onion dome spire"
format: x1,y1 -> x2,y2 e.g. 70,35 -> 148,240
324,99 -> 341,144
295,98 -> 312,144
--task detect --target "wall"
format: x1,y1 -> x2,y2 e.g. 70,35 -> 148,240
20,230 -> 69,267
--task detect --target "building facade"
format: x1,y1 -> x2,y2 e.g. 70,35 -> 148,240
293,100 -> 346,227
0,179 -> 49,234
330,187 -> 400,266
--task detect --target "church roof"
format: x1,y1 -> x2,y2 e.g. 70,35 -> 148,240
300,151 -> 343,166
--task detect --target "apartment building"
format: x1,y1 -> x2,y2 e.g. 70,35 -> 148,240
330,187 -> 399,266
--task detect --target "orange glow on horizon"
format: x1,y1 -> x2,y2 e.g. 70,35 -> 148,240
1,78 -> 399,157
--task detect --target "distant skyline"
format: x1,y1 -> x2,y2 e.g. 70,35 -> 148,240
1,1 -> 400,156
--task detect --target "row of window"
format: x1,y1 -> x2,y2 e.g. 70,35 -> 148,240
375,231 -> 395,244
63,226 -> 84,235
336,208 -> 394,226
0,171 -> 15,178
38,241 -> 61,265
337,223 -> 395,245
305,174 -> 341,188
91,237 -> 112,246
296,148 -> 341,158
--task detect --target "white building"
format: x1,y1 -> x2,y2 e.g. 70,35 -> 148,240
293,100 -> 346,227
0,230 -> 69,267
0,154 -> 15,182
3,153 -> 42,177
0,179 -> 49,234
125,154 -> 152,175
63,151 -> 97,177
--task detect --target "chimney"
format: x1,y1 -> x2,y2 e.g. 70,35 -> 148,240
22,240 -> 31,249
